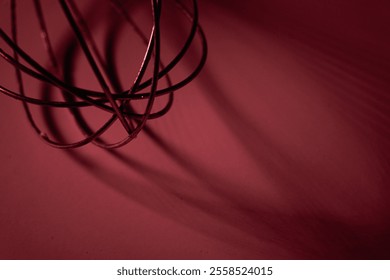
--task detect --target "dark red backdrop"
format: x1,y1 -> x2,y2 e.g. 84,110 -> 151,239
0,0 -> 389,259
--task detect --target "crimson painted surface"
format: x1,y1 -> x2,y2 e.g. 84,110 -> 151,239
0,0 -> 389,259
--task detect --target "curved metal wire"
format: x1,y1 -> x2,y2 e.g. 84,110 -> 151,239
0,0 -> 207,149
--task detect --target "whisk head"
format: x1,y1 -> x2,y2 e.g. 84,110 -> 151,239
0,0 -> 207,149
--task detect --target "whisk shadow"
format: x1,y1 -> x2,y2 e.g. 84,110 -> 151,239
39,0 -> 390,259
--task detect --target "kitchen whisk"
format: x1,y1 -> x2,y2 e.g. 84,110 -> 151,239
0,0 -> 207,149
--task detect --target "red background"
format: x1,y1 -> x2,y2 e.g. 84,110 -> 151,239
0,0 -> 389,259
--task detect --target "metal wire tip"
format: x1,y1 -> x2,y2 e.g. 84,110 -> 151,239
0,0 -> 207,149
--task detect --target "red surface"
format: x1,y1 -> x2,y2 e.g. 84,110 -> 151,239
0,0 -> 389,259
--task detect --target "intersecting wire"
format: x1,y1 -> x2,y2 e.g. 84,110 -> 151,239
0,0 -> 207,149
